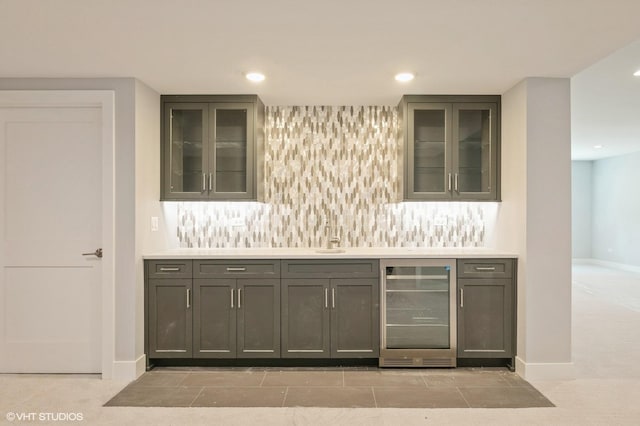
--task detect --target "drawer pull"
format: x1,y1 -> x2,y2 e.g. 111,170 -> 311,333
226,267 -> 247,272
160,267 -> 180,272
475,266 -> 496,272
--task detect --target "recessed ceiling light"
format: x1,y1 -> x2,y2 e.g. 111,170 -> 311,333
395,72 -> 414,82
245,72 -> 265,82
593,145 -> 603,149
634,70 -> 640,77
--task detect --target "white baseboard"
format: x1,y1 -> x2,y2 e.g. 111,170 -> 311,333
111,355 -> 146,381
589,259 -> 640,274
515,356 -> 575,381
572,258 -> 640,273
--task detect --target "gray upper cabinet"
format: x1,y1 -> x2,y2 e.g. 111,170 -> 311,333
457,259 -> 516,360
161,95 -> 264,201
398,95 -> 500,201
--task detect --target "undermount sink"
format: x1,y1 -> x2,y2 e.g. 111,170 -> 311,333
315,248 -> 346,254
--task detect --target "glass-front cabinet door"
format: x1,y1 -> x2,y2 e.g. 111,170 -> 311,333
210,103 -> 254,199
452,103 -> 497,199
407,103 -> 452,200
162,97 -> 261,201
164,103 -> 209,200
383,264 -> 453,350
398,95 -> 500,201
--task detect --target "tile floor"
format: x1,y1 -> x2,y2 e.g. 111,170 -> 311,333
104,367 -> 553,408
1,263 -> 639,425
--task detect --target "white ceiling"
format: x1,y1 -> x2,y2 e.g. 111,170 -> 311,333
572,39 -> 640,160
2,0 -> 640,159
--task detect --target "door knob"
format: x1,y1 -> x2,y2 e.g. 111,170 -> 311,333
82,248 -> 103,258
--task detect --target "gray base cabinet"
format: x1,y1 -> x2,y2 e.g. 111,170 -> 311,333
145,259 -> 280,364
145,257 -> 517,367
281,260 -> 379,358
331,278 -> 378,357
193,260 -> 281,359
281,279 -> 330,357
457,259 -> 516,359
146,260 -> 194,359
193,279 -> 236,357
148,279 -> 193,358
193,278 -> 280,358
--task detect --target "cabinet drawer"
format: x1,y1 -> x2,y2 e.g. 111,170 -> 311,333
147,260 -> 193,279
194,260 -> 280,278
457,259 -> 514,278
282,259 -> 379,278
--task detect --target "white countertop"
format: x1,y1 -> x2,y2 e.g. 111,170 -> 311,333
143,247 -> 517,260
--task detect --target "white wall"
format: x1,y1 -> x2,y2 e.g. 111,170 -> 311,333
571,161 -> 592,259
134,80 -> 167,374
491,79 -> 528,358
591,151 -> 640,267
494,77 -> 573,380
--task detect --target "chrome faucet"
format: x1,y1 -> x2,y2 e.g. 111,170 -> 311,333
325,215 -> 341,249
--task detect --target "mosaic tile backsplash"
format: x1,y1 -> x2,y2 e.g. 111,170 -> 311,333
176,106 -> 490,248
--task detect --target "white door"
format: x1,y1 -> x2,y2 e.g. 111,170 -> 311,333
0,106 -> 102,373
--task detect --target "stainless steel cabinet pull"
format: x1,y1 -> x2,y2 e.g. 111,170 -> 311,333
202,173 -> 207,192
448,173 -> 452,192
331,288 -> 335,309
230,288 -> 234,308
460,288 -> 464,308
226,267 -> 246,272
238,288 -> 242,308
324,288 -> 328,308
82,248 -> 103,258
186,288 -> 191,308
208,173 -> 213,191
475,266 -> 496,271
454,173 -> 459,192
159,267 -> 180,272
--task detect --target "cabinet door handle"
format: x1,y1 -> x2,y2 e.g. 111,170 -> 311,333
226,267 -> 247,272
159,267 -> 180,272
460,288 -> 464,308
324,288 -> 328,309
331,288 -> 335,309
454,173 -> 459,192
202,173 -> 207,192
230,288 -> 234,308
237,288 -> 242,308
208,173 -> 213,191
475,266 -> 496,271
186,288 -> 191,308
448,173 -> 452,192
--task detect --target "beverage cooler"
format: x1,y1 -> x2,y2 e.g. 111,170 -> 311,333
379,259 -> 457,367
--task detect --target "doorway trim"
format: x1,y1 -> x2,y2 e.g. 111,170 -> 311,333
0,90 -> 115,379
